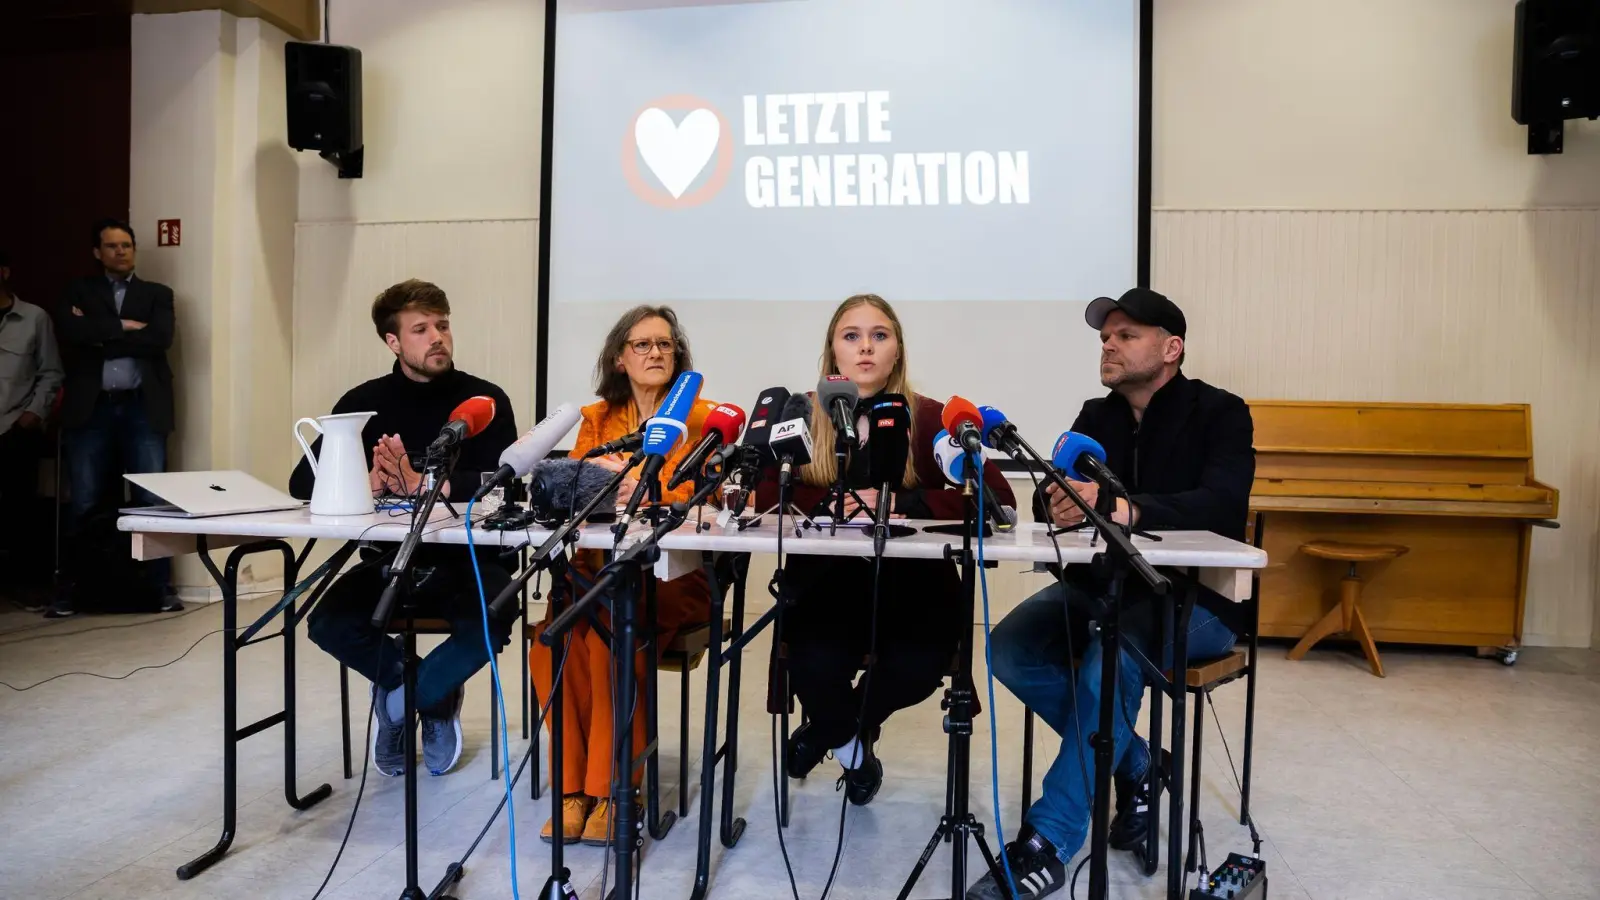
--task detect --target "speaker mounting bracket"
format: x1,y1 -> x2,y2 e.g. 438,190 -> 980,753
318,146 -> 364,178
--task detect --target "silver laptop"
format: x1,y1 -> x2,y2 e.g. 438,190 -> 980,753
122,470 -> 305,518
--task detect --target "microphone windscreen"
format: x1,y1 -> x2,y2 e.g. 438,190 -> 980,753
1051,431 -> 1108,482
450,395 -> 498,439
867,394 -> 911,485
527,458 -> 620,520
931,429 -> 963,486
642,371 -> 704,455
978,406 -> 1009,448
817,374 -> 858,410
940,396 -> 983,437
779,392 -> 813,422
703,403 -> 747,445
497,402 -> 582,477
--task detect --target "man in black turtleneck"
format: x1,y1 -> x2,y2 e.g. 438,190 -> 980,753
291,279 -> 517,778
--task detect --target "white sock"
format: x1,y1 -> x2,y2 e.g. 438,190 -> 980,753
384,685 -> 406,723
833,737 -> 865,770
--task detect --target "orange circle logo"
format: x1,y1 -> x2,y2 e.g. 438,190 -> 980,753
622,95 -> 734,208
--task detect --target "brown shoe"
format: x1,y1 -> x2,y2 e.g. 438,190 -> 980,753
581,796 -> 642,847
540,795 -> 592,845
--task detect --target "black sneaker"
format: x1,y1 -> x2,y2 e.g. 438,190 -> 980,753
158,591 -> 183,613
1108,771 -> 1149,852
836,749 -> 882,807
966,826 -> 1065,899
785,721 -> 829,780
43,598 -> 76,619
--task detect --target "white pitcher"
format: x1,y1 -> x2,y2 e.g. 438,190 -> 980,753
294,411 -> 377,516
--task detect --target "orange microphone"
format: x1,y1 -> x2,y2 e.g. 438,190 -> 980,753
941,395 -> 986,455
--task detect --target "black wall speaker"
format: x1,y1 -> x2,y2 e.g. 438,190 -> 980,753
1512,0 -> 1599,154
286,41 -> 363,176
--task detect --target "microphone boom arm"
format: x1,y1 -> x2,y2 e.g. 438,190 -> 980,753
999,430 -> 1168,595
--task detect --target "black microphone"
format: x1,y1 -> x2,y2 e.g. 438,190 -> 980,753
818,375 -> 859,445
867,394 -> 911,553
741,387 -> 792,466
582,427 -> 644,459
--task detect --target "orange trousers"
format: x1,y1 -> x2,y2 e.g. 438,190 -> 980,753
529,618 -> 659,798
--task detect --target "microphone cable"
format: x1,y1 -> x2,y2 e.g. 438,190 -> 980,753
466,496 -> 521,900
767,486 -> 805,900
975,458 -> 1022,900
818,490 -> 887,900
1021,465 -> 1098,900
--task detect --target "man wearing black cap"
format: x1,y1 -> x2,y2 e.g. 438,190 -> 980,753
968,289 -> 1255,900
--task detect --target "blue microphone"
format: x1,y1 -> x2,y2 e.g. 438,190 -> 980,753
1051,431 -> 1126,495
978,405 -> 1022,455
620,371 -> 704,526
932,429 -> 1015,528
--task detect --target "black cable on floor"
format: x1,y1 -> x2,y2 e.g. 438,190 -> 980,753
0,628 -> 224,691
310,688 -> 375,900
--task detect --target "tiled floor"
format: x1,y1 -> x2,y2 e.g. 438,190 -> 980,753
2,595 -> 1597,899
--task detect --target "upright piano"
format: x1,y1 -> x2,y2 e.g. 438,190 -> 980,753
1247,401 -> 1559,653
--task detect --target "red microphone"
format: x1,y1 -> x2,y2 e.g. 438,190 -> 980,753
428,395 -> 497,453
666,403 -> 748,491
941,396 -> 986,455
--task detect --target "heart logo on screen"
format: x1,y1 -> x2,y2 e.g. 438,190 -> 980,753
634,108 -> 720,199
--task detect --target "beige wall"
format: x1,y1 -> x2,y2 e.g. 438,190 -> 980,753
131,10 -> 299,592
1153,0 -> 1600,210
281,0 -> 1600,644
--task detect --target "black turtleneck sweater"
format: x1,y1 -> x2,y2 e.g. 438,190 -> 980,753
289,363 -> 518,502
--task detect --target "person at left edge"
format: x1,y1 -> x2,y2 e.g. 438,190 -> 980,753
529,304 -> 717,847
53,219 -> 180,617
290,279 -> 518,778
0,247 -> 64,606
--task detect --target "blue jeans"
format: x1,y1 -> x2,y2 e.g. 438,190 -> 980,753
307,548 -> 514,716
64,391 -> 170,593
990,581 -> 1237,861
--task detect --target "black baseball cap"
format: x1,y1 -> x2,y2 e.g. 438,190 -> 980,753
1085,288 -> 1186,339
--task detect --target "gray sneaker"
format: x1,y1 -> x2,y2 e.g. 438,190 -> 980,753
371,683 -> 411,777
421,686 -> 465,776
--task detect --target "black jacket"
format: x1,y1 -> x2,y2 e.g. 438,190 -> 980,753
55,274 -> 176,433
289,363 -> 518,503
1040,372 -> 1255,630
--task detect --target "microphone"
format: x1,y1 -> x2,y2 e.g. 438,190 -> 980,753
818,374 -> 859,445
866,395 -> 911,486
739,387 -> 791,467
427,395 -> 497,454
941,396 -> 985,456
867,395 -> 911,550
582,427 -> 644,459
619,370 -> 704,526
933,429 -> 1017,529
666,403 -> 747,491
472,402 -> 582,501
978,405 -> 1025,457
767,393 -> 815,488
1052,431 -> 1128,496
526,457 -> 622,521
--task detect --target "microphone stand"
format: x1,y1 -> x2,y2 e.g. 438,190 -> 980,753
540,471 -> 728,900
992,429 -> 1169,900
897,444 -> 1009,900
364,450 -> 463,900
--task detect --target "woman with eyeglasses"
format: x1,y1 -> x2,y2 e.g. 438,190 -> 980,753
761,293 -> 1015,805
529,304 -> 716,846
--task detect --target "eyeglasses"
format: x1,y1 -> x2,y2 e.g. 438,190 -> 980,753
628,338 -> 677,356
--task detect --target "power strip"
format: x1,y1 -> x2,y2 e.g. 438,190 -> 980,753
1187,853 -> 1267,900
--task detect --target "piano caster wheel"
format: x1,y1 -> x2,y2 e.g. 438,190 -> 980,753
1500,649 -> 1519,666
